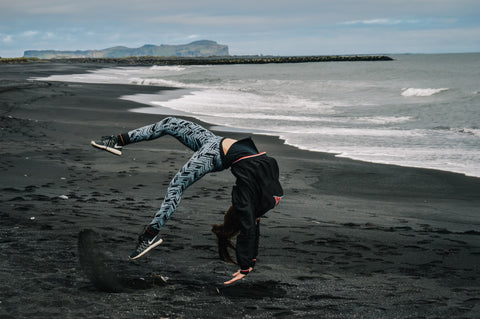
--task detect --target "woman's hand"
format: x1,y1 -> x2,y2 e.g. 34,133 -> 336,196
223,268 -> 253,285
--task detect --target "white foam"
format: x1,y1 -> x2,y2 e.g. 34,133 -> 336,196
275,127 -> 423,137
138,89 -> 336,118
401,88 -> 449,97
280,138 -> 480,177
454,128 -> 480,137
32,66 -> 189,87
324,116 -> 412,125
149,65 -> 186,72
127,77 -> 186,87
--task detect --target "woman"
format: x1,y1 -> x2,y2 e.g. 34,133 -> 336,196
91,117 -> 283,285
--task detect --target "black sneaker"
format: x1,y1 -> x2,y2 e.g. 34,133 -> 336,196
129,225 -> 163,260
91,135 -> 123,156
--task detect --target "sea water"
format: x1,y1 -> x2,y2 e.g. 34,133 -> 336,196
35,53 -> 480,177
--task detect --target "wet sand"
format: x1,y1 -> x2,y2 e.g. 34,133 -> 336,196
1,63 -> 479,318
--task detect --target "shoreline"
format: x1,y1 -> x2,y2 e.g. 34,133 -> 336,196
1,62 -> 480,318
129,96 -> 480,179
22,61 -> 480,178
2,62 -> 480,199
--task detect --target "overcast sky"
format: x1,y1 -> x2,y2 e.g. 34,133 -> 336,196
1,0 -> 479,57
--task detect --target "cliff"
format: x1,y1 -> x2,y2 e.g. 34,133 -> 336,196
23,40 -> 229,59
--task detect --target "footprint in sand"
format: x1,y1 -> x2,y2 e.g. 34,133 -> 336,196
77,229 -> 166,293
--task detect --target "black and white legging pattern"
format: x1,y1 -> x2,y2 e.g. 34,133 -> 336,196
127,117 -> 225,231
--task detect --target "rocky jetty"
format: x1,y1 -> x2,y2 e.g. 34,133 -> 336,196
35,55 -> 393,65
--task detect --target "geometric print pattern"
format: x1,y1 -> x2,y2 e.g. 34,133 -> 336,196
127,117 -> 225,230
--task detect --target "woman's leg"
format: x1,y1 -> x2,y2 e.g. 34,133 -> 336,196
130,134 -> 224,259
92,117 -> 219,156
149,136 -> 224,231
126,116 -> 220,152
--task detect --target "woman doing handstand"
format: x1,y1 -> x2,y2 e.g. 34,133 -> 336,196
91,117 -> 283,285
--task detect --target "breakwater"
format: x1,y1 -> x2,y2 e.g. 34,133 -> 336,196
1,55 -> 392,65
51,55 -> 393,65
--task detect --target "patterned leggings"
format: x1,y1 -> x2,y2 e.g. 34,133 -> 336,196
127,117 -> 225,231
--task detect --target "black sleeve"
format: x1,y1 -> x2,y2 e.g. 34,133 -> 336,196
235,221 -> 259,271
232,185 -> 259,271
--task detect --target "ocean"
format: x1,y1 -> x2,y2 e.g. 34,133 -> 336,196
35,53 -> 480,177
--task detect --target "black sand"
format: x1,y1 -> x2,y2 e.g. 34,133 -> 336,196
1,63 -> 479,318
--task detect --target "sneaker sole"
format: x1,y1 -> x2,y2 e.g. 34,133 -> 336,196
91,140 -> 122,156
129,238 -> 163,260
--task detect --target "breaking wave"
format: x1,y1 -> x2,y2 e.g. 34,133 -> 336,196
401,88 -> 449,97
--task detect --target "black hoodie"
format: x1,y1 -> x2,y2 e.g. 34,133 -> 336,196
223,138 -> 284,273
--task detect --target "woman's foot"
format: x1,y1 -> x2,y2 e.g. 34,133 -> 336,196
129,225 -> 163,260
91,135 -> 123,156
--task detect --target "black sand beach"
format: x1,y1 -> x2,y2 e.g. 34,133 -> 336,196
1,63 -> 479,318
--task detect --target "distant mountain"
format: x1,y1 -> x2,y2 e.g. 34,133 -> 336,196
24,40 -> 229,59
